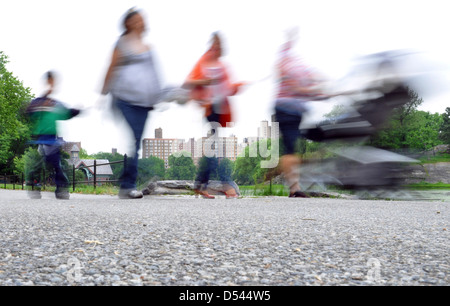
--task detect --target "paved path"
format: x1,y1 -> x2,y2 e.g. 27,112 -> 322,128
0,189 -> 448,286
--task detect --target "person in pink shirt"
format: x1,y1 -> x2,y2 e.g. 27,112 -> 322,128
274,32 -> 324,198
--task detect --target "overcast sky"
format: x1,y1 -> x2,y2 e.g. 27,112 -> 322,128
2,0 -> 450,155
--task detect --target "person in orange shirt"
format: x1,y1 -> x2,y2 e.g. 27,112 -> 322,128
183,32 -> 245,199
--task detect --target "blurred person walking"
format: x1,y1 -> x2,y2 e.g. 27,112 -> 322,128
183,32 -> 245,199
101,8 -> 166,199
26,71 -> 80,200
274,30 -> 325,198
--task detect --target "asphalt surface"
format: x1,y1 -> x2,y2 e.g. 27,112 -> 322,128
0,189 -> 448,286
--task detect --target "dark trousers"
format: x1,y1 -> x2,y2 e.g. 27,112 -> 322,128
115,99 -> 152,190
27,146 -> 69,190
194,112 -> 232,190
275,107 -> 303,155
194,157 -> 217,190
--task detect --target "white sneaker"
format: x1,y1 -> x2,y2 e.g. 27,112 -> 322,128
119,189 -> 144,199
28,190 -> 42,199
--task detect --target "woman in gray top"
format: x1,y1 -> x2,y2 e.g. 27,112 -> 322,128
101,8 -> 162,199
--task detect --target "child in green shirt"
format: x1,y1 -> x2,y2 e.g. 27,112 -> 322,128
26,71 -> 80,199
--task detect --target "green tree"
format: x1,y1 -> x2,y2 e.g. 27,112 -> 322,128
15,147 -> 63,186
195,157 -> 235,182
91,151 -> 125,181
0,51 -> 34,173
440,107 -> 450,145
369,87 -> 426,149
196,156 -> 219,181
395,88 -> 424,129
404,111 -> 443,151
372,109 -> 444,151
233,139 -> 279,185
137,156 -> 166,185
16,147 -> 42,183
217,158 -> 234,182
78,148 -> 91,159
165,153 -> 196,180
233,144 -> 261,185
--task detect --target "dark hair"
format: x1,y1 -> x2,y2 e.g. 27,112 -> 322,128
208,31 -> 225,56
210,31 -> 221,44
122,7 -> 140,34
46,71 -> 55,80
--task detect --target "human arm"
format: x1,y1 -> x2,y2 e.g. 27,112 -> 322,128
101,47 -> 121,95
182,78 -> 218,89
181,56 -> 224,90
280,72 -> 322,97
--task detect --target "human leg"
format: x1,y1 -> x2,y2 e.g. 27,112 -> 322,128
194,114 -> 222,199
25,146 -> 45,199
194,157 -> 215,199
115,99 -> 150,198
275,109 -> 309,198
45,147 -> 70,200
217,158 -> 239,199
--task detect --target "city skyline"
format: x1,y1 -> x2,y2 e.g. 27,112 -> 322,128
141,120 -> 275,167
63,119 -> 277,169
3,1 -> 449,157
61,118 -> 276,170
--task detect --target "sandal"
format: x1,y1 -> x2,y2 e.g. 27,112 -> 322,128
194,189 -> 215,199
225,193 -> 240,199
289,191 -> 310,198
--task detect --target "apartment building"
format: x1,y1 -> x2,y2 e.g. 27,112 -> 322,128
142,128 -> 184,168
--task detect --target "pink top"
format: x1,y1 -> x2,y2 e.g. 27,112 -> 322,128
276,42 -> 317,99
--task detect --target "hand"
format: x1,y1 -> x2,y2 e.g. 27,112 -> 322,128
101,86 -> 110,96
93,95 -> 109,111
202,78 -> 220,86
231,82 -> 246,95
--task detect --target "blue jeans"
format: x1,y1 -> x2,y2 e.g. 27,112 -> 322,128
27,145 -> 69,190
194,112 -> 233,190
115,99 -> 152,190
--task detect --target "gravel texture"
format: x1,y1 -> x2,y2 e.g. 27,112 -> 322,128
0,189 -> 448,286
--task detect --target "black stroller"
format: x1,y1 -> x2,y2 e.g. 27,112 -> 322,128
299,51 -> 420,199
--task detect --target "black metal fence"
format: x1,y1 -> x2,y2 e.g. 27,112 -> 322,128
0,155 -> 127,192
72,155 -> 127,191
0,174 -> 24,190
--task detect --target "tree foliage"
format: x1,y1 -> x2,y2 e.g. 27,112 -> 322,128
195,156 -> 234,182
137,156 -> 166,185
405,111 -> 443,151
217,158 -> 234,182
165,153 -> 196,180
233,139 -> 275,185
369,88 -> 444,151
90,151 -> 125,181
13,147 -> 75,186
440,107 -> 450,145
17,147 -> 44,183
0,51 -> 34,173
196,156 -> 219,181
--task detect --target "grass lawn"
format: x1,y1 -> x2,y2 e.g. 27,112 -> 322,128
418,153 -> 450,164
239,184 -> 289,197
406,182 -> 450,190
0,183 -> 120,195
